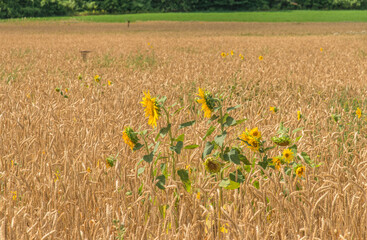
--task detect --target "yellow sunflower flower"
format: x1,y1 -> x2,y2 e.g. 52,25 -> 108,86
239,54 -> 244,60
249,127 -> 262,139
221,52 -> 226,58
94,75 -> 101,83
320,47 -> 323,52
270,106 -> 278,113
230,50 -> 234,56
272,157 -> 281,170
197,88 -> 215,118
122,127 -> 139,150
283,148 -> 294,162
259,56 -> 263,61
141,91 -> 160,127
356,108 -> 362,119
297,111 -> 302,121
296,166 -> 305,178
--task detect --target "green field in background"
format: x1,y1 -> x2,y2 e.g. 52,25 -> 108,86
3,10 -> 367,23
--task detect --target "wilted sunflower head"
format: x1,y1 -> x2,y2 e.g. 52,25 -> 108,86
122,127 -> 139,150
271,135 -> 291,146
204,157 -> 222,174
140,91 -> 161,127
197,88 -> 216,118
296,166 -> 305,178
283,148 -> 294,162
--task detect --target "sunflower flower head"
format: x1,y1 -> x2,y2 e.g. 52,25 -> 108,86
272,157 -> 281,170
230,50 -> 234,56
296,165 -> 305,178
122,127 -> 139,150
239,54 -> 244,60
356,107 -> 362,119
141,91 -> 161,127
283,148 -> 294,162
94,75 -> 101,83
221,52 -> 226,58
270,106 -> 278,113
249,127 -> 262,139
204,157 -> 222,174
197,88 -> 216,118
259,56 -> 263,61
297,111 -> 302,121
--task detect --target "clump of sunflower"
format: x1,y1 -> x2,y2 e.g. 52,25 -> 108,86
122,127 -> 139,150
197,88 -> 216,118
239,127 -> 262,152
204,157 -> 222,174
141,91 -> 161,127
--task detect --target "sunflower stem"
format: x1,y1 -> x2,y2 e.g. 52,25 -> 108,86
162,106 -> 176,180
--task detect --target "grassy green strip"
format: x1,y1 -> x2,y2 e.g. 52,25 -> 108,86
2,10 -> 367,23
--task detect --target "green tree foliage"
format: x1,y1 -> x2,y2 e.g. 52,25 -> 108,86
0,0 -> 366,19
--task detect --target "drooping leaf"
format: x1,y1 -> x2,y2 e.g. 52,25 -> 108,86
170,141 -> 184,154
226,105 -> 241,112
203,141 -> 214,159
184,144 -> 199,149
155,175 -> 166,190
179,120 -> 195,129
203,126 -> 216,141
158,124 -> 171,139
228,148 -> 240,165
224,116 -> 236,127
214,131 -> 227,147
142,152 -> 154,163
175,134 -> 185,142
177,169 -> 192,193
229,169 -> 245,183
219,179 -> 240,190
133,143 -> 144,151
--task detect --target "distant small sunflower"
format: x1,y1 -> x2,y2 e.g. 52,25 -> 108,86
296,166 -> 305,178
283,148 -> 294,162
259,56 -> 263,61
356,107 -> 362,119
272,157 -> 281,170
108,80 -> 112,86
94,75 -> 101,83
239,54 -> 244,60
269,106 -> 278,113
141,91 -> 161,127
297,111 -> 302,121
320,47 -> 323,52
221,52 -> 226,58
122,127 -> 139,150
197,88 -> 216,118
230,50 -> 234,56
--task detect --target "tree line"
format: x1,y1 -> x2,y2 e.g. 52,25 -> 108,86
1,0 -> 366,19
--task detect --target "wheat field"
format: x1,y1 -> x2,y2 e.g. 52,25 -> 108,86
1,21 -> 367,239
